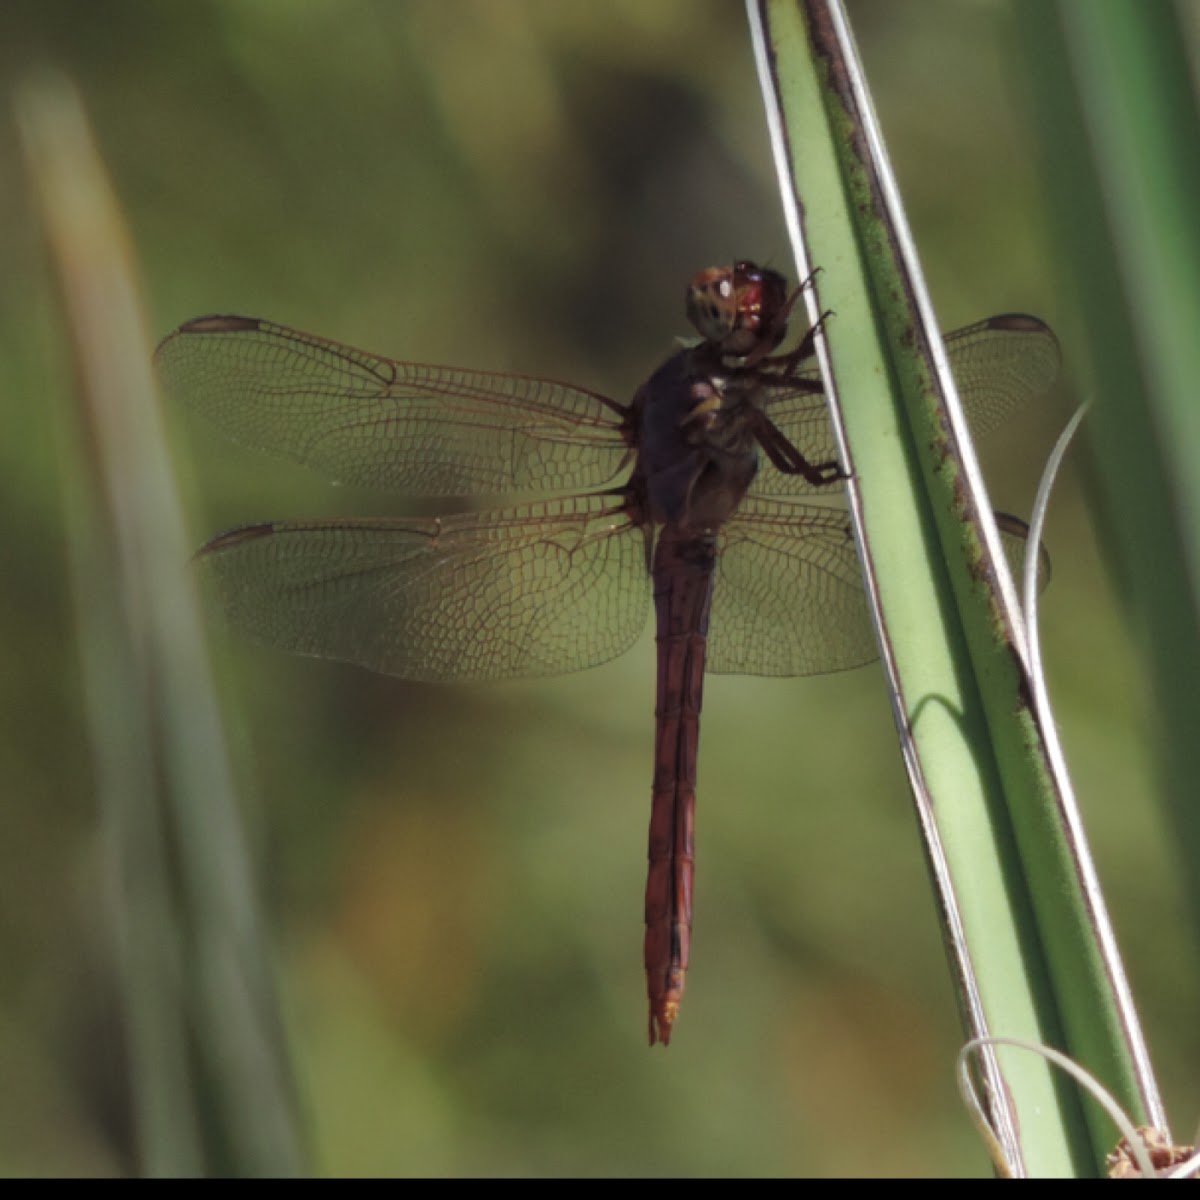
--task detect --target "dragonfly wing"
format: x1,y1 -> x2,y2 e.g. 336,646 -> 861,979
198,494 -> 651,681
749,315 -> 1060,498
941,314 -> 1061,438
708,501 -> 1050,678
994,511 -> 1052,594
708,498 -> 876,676
156,316 -> 631,495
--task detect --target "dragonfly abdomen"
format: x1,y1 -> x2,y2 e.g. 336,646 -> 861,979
645,531 -> 716,1045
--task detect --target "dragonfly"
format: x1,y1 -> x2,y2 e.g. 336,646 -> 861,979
155,262 -> 1060,1045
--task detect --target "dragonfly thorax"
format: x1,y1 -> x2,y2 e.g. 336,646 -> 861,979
630,346 -> 760,532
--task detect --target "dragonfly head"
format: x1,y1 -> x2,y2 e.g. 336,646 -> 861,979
685,261 -> 790,359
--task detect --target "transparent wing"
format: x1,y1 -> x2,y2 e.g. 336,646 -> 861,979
198,494 -> 651,681
708,498 -> 876,676
751,314 -> 1061,497
707,501 -> 1051,678
995,512 -> 1053,594
940,314 -> 1061,439
156,316 -> 631,496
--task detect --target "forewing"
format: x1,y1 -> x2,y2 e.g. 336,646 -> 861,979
156,316 -> 631,495
750,315 -> 1060,497
198,494 -> 651,681
708,498 -> 876,676
942,314 -> 1061,438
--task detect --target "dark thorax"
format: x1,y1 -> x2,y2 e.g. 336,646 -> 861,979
628,340 -> 763,536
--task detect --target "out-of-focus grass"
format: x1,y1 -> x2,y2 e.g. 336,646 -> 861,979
17,73 -> 303,1176
1021,0 -> 1200,948
1,0 -> 1196,1178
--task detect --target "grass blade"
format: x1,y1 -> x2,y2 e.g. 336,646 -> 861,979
749,0 -> 1163,1175
17,73 -> 305,1177
1019,0 -> 1200,966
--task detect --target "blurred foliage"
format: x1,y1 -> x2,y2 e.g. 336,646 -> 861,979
1,0 -> 1196,1178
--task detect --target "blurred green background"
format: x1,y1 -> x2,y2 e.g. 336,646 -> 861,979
2,0 -> 1197,1177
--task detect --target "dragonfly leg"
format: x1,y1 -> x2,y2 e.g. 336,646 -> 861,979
759,307 -> 836,381
751,407 -> 847,488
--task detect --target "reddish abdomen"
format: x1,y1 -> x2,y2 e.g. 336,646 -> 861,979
645,531 -> 716,1045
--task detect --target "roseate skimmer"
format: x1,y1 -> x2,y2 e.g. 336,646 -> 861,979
155,262 -> 1059,1045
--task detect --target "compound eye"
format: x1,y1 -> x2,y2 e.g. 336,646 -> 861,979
685,267 -> 738,341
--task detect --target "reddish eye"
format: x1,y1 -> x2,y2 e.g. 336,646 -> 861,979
732,262 -> 788,326
685,268 -> 738,341
738,280 -> 763,315
686,261 -> 792,358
